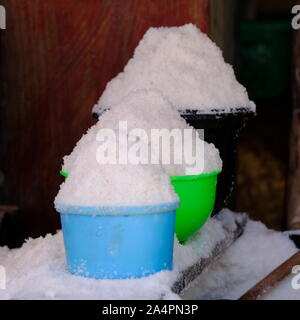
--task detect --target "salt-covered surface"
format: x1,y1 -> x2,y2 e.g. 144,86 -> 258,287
183,216 -> 299,300
0,210 -> 298,300
93,24 -> 255,116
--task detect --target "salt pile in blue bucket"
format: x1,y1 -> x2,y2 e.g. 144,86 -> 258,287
55,102 -> 180,278
55,155 -> 179,279
55,92 -> 183,279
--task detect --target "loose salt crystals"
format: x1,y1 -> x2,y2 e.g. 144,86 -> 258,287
93,24 -> 255,116
55,90 -> 222,207
54,124 -> 178,207
97,90 -> 222,176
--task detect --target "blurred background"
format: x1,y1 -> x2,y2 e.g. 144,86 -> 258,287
0,0 -> 299,247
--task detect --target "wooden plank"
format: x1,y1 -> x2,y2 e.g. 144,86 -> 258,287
239,250 -> 300,300
209,0 -> 236,64
0,0 -> 208,245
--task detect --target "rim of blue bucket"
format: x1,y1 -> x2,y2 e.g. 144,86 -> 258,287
170,170 -> 221,182
55,201 -> 180,216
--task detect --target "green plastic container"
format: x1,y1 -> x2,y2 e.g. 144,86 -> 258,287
171,171 -> 220,243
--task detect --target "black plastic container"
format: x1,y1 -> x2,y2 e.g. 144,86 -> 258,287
289,234 -> 300,249
180,108 -> 254,214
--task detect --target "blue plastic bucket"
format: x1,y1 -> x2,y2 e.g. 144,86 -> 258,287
56,202 -> 179,279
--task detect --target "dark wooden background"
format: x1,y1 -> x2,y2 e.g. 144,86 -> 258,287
0,0 -> 208,246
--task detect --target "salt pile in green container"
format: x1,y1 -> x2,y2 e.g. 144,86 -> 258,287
57,89 -> 222,209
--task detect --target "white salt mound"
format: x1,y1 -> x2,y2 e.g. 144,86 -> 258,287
93,24 -> 255,116
97,89 -> 222,176
55,123 -> 178,207
55,160 -> 178,208
0,210 -> 298,300
56,165 -> 178,208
